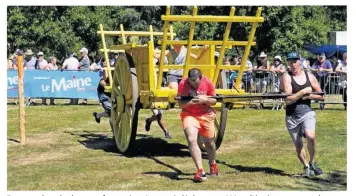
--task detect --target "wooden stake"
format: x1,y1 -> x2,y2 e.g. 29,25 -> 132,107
16,52 -> 26,145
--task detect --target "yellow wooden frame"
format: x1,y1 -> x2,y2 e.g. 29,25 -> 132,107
97,6 -> 264,108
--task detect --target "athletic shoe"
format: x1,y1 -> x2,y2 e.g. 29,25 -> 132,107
145,118 -> 151,132
193,169 -> 207,182
209,162 -> 219,176
93,112 -> 100,123
303,166 -> 312,177
164,132 -> 172,139
310,162 -> 323,175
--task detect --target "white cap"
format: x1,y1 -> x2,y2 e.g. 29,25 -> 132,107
80,47 -> 88,53
37,51 -> 44,56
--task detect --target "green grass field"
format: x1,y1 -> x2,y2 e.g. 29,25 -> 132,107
7,100 -> 347,190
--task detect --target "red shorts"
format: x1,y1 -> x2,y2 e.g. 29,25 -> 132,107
180,111 -> 216,138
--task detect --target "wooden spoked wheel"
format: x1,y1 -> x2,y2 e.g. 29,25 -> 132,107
197,70 -> 229,151
111,54 -> 139,154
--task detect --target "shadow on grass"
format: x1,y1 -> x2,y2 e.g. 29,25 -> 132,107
217,159 -> 346,190
215,159 -> 292,177
65,131 -> 118,154
297,170 -> 347,190
65,131 -> 190,158
66,131 -> 194,181
131,134 -> 190,158
7,138 -> 20,143
143,156 -> 195,182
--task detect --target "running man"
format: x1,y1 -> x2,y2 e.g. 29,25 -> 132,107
281,52 -> 324,177
177,68 -> 218,182
145,39 -> 209,138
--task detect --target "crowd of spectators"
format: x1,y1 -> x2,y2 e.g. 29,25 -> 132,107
7,47 -> 118,105
7,46 -> 347,108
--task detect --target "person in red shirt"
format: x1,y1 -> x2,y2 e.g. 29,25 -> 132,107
177,68 -> 218,182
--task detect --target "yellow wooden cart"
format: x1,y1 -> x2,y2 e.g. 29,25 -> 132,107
97,6 -> 264,154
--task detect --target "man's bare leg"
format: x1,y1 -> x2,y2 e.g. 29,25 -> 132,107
184,126 -> 203,170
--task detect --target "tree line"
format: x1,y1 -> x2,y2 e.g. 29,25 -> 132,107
7,6 -> 346,62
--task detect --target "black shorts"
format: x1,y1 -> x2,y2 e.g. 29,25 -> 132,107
167,74 -> 182,85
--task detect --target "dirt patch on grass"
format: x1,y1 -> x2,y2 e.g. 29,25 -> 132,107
7,129 -> 86,166
9,150 -> 73,166
8,131 -> 64,147
218,138 -> 256,154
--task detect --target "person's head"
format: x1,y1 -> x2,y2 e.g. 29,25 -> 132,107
50,56 -> 56,64
332,55 -> 338,61
172,37 -> 182,50
187,68 -> 202,89
101,58 -> 109,67
306,59 -> 311,66
238,56 -> 242,63
259,52 -> 267,63
223,56 -> 230,64
318,52 -> 326,63
286,52 -> 301,75
80,47 -> 88,57
37,51 -> 44,59
342,52 -> 347,61
214,52 -> 220,64
231,54 -> 238,62
273,55 -> 282,66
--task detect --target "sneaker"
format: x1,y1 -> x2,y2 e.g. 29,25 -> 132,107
209,162 -> 219,176
164,132 -> 172,139
193,169 -> 207,182
93,112 -> 100,123
303,166 -> 312,177
310,162 -> 323,175
145,118 -> 151,132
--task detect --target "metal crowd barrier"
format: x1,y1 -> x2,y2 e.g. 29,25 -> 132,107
226,70 -> 347,110
313,72 -> 347,110
226,70 -> 284,109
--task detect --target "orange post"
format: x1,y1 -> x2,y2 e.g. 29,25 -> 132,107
16,53 -> 26,145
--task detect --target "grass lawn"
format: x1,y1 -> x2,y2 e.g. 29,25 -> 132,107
7,100 -> 347,190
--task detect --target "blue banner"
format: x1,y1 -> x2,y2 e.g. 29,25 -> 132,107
7,70 -> 101,99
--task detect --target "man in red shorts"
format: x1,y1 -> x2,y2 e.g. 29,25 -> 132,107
177,68 -> 218,182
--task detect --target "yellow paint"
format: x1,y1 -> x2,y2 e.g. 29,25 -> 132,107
97,6 -> 264,109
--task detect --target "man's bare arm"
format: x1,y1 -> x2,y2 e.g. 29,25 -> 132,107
302,73 -> 324,101
282,73 -> 310,105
